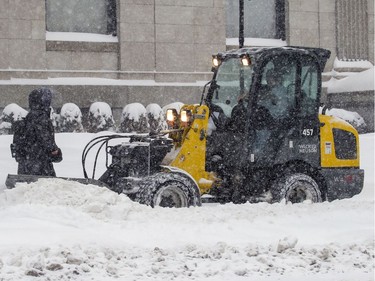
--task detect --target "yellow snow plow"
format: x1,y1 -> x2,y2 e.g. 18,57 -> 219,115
6,46 -> 364,206
164,47 -> 364,203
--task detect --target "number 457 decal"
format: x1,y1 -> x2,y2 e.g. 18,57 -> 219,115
302,129 -> 314,136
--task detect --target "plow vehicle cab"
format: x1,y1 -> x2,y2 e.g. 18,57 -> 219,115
166,46 -> 364,203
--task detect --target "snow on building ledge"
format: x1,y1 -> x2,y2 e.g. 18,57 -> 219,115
0,77 -> 208,87
323,59 -> 374,133
324,61 -> 374,94
226,38 -> 287,48
46,32 -> 119,43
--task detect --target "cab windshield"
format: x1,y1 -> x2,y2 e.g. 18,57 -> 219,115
211,58 -> 253,117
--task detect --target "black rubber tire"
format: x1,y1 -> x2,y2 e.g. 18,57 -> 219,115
271,173 -> 322,204
135,172 -> 201,208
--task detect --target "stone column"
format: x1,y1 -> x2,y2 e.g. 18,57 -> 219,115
118,0 -> 225,82
193,0 -> 226,73
288,0 -> 320,47
368,0 -> 374,64
118,0 -> 156,79
336,0 -> 369,61
318,0 -> 336,70
0,0 -> 10,79
154,0 -> 226,82
8,0 -> 46,77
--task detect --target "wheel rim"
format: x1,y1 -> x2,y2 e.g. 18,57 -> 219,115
287,184 -> 314,203
154,185 -> 188,208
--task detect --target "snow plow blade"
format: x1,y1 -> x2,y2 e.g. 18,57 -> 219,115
5,174 -> 108,189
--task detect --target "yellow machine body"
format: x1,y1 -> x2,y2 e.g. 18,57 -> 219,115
168,105 -> 363,197
319,114 -> 360,168
169,104 -> 217,194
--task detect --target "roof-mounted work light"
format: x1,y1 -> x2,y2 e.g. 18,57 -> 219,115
240,55 -> 251,66
212,56 -> 221,68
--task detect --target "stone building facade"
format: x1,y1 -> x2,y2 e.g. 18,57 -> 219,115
0,0 -> 226,115
287,0 -> 374,69
0,0 -> 373,123
0,0 -> 226,81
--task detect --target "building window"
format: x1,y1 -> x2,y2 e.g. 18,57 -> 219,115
46,0 -> 117,35
226,0 -> 285,40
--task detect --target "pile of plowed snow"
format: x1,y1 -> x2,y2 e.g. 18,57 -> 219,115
0,178 -> 143,221
0,178 -> 373,281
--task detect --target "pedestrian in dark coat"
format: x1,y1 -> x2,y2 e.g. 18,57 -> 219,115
16,88 -> 62,176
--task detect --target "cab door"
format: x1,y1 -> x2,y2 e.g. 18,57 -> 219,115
250,53 -> 298,166
250,53 -> 322,168
292,54 -> 322,167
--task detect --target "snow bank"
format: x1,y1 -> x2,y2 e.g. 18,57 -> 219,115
326,68 -> 374,93
0,178 -> 373,280
333,58 -> 374,69
0,179 -> 142,221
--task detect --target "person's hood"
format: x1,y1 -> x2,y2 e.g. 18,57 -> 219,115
29,88 -> 52,111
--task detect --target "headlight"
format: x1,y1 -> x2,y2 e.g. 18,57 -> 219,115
166,108 -> 178,129
166,109 -> 177,122
180,109 -> 192,125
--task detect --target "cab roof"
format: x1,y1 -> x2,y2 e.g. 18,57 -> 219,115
216,46 -> 331,71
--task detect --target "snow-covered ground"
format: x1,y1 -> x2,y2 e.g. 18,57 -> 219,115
0,133 -> 373,281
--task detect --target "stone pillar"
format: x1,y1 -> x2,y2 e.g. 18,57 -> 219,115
336,0 -> 369,61
0,0 -> 10,79
154,2 -> 195,77
154,0 -> 226,82
118,0 -> 226,82
8,0 -> 46,75
368,0 -> 374,64
193,0 -> 226,73
118,0 -> 155,77
288,0 -> 320,47
318,0 -> 336,70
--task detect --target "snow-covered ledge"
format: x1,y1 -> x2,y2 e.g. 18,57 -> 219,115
323,59 -> 374,133
226,37 -> 287,48
46,32 -> 118,43
46,32 -> 118,53
324,59 -> 374,93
